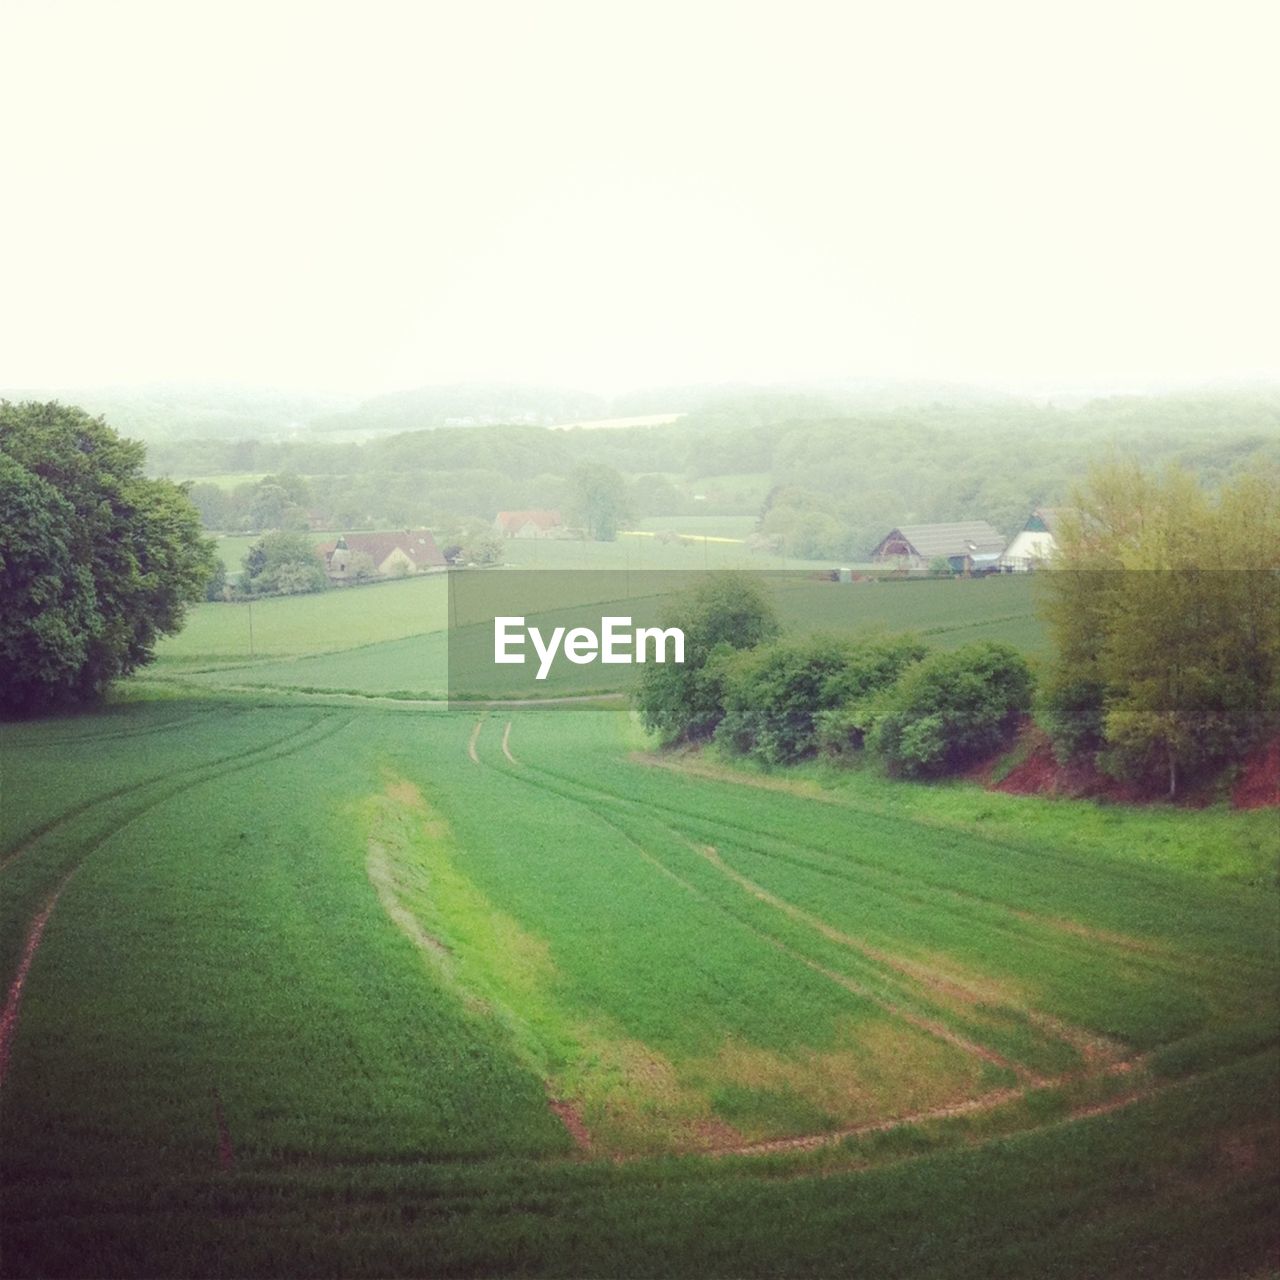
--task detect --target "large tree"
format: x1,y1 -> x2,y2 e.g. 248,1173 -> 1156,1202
568,462 -> 630,541
0,401 -> 217,713
1039,460 -> 1280,796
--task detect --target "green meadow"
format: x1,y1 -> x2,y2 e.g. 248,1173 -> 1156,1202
2,564 -> 1276,1277
148,571 -> 1045,702
1,693 -> 1277,1276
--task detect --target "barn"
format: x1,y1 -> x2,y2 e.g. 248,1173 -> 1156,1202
494,509 -> 565,538
320,530 -> 446,581
1000,508 -> 1063,571
870,521 -> 1006,572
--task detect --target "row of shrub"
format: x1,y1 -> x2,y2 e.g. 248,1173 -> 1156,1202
633,576 -> 1034,778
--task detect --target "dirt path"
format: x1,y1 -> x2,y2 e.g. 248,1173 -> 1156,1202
502,721 -> 518,765
467,717 -> 483,764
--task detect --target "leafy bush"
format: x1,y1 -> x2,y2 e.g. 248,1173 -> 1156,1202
718,634 -> 927,764
1037,672 -> 1107,762
633,573 -> 780,742
870,642 -> 1034,777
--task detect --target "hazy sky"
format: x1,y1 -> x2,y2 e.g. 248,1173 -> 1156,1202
2,0 -> 1277,396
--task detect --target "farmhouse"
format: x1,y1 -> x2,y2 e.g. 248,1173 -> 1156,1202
493,509 -> 565,538
320,530 -> 446,581
1001,508 -> 1063,571
870,521 -> 1006,571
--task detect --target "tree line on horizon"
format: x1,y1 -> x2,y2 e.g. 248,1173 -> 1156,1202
157,389 -> 1280,561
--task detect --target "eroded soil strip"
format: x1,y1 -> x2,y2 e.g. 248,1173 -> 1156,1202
715,1054 -> 1147,1159
547,1097 -> 593,1154
0,875 -> 73,1088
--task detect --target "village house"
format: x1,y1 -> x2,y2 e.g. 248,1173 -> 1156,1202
870,521 -> 1007,572
319,530 -> 446,581
1000,508 -> 1063,571
493,509 -> 565,538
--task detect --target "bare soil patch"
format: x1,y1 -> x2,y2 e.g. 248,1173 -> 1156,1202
1233,737 -> 1280,810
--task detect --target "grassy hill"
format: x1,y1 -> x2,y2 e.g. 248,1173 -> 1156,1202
1,699 -> 1275,1276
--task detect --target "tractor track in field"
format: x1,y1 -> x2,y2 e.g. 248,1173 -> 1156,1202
0,710 -> 325,873
551,749 -> 1261,994
630,750 -> 1235,903
495,724 -> 1132,1078
477,723 -> 1040,1084
710,1053 -> 1152,1160
0,872 -> 75,1087
0,712 -> 354,1090
689,843 -> 1127,1070
0,707 -> 209,750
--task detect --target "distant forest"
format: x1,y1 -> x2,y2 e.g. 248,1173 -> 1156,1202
91,384 -> 1280,560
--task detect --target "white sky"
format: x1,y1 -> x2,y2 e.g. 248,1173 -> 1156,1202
2,0 -> 1277,396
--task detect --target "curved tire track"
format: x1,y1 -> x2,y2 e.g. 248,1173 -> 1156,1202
0,713 -> 353,1090
2,710 -> 323,873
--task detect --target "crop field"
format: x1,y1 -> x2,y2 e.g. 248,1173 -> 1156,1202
149,573 -> 1045,705
1,697 -> 1276,1277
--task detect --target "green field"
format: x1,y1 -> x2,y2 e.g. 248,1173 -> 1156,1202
151,573 -> 1045,702
1,694 -> 1277,1277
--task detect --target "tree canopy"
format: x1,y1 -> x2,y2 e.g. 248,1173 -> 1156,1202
1039,460 -> 1280,796
242,530 -> 328,595
0,401 -> 216,713
633,573 -> 781,742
